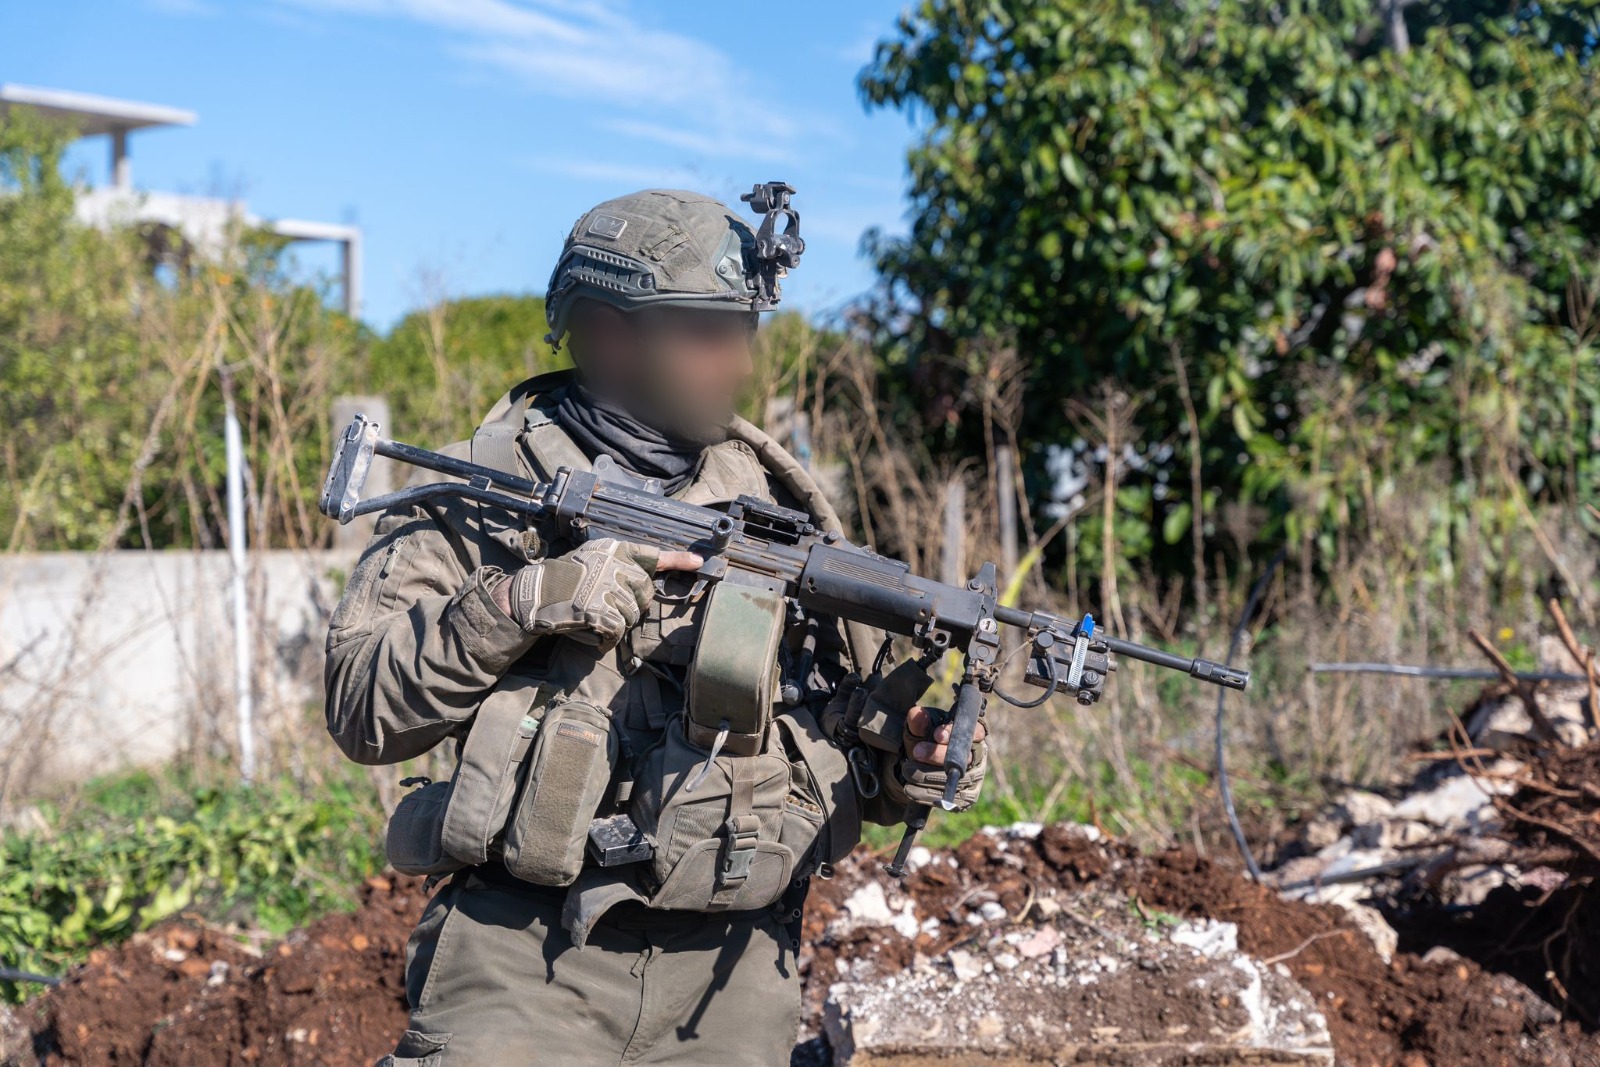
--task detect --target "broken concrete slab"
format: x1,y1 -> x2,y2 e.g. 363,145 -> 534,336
823,889 -> 1333,1066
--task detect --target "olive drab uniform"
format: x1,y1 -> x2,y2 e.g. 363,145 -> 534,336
325,370 -> 895,1066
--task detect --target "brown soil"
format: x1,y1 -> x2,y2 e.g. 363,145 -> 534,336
14,828 -> 1600,1067
22,875 -> 426,1067
807,833 -> 1598,1067
1129,848 -> 1591,1067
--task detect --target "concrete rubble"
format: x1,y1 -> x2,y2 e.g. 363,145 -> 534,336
1268,635 -> 1596,942
821,826 -> 1334,1066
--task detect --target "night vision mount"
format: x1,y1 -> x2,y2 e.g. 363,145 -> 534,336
741,180 -> 805,308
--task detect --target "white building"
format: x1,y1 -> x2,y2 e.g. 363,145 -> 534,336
0,83 -> 362,317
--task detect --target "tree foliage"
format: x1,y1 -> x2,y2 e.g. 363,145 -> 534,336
861,0 -> 1600,603
0,112 -> 563,550
369,295 -> 566,449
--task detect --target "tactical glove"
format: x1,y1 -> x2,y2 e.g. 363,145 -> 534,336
887,706 -> 990,812
505,538 -> 659,648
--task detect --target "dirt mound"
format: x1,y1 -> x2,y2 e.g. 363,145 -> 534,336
1131,848 -> 1590,1067
807,829 -> 1599,1067
22,875 -> 426,1066
13,826 -> 1600,1066
1382,738 -> 1600,1036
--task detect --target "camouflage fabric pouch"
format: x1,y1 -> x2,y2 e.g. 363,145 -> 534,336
500,698 -> 619,887
628,714 -> 794,912
383,674 -> 545,878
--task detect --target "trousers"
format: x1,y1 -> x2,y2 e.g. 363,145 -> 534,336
379,869 -> 803,1066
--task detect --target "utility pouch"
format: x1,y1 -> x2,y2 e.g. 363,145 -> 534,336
501,698 -> 618,887
384,674 -> 544,877
439,675 -> 545,865
629,715 -> 794,912
684,583 -> 785,755
385,779 -> 462,876
856,660 -> 934,754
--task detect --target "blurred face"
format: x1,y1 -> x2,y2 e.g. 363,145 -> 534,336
574,304 -> 758,444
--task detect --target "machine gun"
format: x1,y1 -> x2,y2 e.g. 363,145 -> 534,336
319,415 -> 1250,873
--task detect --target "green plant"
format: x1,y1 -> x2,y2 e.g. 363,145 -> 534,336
0,765 -> 384,1003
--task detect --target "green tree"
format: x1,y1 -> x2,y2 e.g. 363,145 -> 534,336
860,0 -> 1600,606
0,112 -> 369,551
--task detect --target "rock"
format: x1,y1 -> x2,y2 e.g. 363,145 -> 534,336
1302,816 -> 1343,851
825,905 -> 1334,1066
1030,897 -> 1062,921
0,1003 -> 32,1067
978,901 -> 1007,923
1169,919 -> 1239,960
1422,946 -> 1462,965
947,949 -> 983,983
1352,818 -> 1435,851
1337,904 -> 1398,963
1016,926 -> 1061,960
840,882 -> 895,927
1392,773 -> 1512,830
1336,790 -> 1396,828
1441,863 -> 1514,908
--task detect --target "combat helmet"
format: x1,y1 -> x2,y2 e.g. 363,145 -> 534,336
544,181 -> 804,348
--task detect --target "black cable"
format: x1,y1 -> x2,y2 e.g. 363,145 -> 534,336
994,649 -> 1056,708
1217,546 -> 1285,882
0,965 -> 60,986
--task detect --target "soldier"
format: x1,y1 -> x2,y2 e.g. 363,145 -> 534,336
325,185 -> 988,1066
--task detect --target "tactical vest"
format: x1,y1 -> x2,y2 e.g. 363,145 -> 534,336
385,372 -> 868,945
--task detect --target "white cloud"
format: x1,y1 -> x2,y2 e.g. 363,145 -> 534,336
599,119 -> 794,165
523,157 -> 710,190
278,0 -> 819,161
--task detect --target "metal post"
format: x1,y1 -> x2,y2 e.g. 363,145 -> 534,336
110,127 -> 130,190
941,477 -> 966,587
342,232 -> 363,319
223,378 -> 256,783
995,444 -> 1019,582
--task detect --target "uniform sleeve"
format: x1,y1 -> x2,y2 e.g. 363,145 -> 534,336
324,503 -> 538,765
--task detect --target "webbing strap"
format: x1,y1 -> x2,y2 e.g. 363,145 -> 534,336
711,761 -> 760,908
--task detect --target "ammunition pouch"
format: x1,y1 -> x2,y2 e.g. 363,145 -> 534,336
501,698 -> 618,885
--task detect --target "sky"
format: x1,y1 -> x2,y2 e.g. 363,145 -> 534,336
0,0 -> 920,330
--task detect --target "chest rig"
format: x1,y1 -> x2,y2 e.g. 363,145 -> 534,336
385,373 -> 868,946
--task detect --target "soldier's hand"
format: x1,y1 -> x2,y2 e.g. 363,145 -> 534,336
891,705 -> 990,811
497,538 -> 702,649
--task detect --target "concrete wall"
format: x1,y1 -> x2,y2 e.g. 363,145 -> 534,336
0,550 -> 352,798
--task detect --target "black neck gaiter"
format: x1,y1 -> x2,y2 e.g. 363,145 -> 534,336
553,384 -> 705,494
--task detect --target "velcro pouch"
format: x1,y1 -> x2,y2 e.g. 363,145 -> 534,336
385,779 -> 464,877
685,583 -> 786,755
439,674 -> 545,866
501,698 -> 618,887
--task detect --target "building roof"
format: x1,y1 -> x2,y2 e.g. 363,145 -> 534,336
0,84 -> 196,136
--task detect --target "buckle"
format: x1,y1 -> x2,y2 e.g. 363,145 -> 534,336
719,814 -> 760,883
